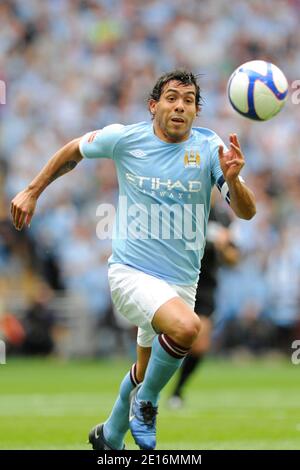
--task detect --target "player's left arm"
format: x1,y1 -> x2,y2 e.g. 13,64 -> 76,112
218,134 -> 256,220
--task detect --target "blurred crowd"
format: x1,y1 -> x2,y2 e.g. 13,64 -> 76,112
1,0 -> 300,356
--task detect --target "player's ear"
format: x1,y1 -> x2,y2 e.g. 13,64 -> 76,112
196,105 -> 201,117
148,99 -> 158,117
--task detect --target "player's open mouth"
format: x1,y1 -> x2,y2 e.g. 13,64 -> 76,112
171,117 -> 185,123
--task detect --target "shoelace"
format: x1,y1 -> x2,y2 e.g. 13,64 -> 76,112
140,401 -> 158,426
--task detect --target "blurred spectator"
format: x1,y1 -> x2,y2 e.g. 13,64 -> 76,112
0,311 -> 25,354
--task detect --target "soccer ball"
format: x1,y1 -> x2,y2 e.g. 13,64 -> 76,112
227,60 -> 288,121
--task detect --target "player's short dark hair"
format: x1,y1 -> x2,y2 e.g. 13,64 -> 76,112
148,69 -> 202,108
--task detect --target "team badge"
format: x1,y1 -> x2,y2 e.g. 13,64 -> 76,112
184,150 -> 201,168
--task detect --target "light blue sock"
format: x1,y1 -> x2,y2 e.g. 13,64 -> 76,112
103,364 -> 139,449
137,334 -> 189,406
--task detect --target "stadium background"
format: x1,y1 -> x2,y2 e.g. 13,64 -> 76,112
0,0 -> 300,450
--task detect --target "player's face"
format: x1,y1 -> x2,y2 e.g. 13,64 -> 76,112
149,80 -> 199,143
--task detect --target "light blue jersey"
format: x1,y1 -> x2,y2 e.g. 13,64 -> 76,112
79,122 -> 231,285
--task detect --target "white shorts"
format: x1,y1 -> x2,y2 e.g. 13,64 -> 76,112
108,263 -> 197,347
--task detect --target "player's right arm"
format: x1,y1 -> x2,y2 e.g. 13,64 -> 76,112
11,124 -> 125,231
11,137 -> 83,231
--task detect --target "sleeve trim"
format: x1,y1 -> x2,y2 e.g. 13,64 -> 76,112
216,175 -> 245,204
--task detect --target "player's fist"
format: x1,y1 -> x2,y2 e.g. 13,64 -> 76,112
11,189 -> 37,231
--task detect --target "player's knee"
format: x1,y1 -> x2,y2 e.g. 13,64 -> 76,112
172,316 -> 202,347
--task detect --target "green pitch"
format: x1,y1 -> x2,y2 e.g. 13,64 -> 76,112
0,357 -> 299,449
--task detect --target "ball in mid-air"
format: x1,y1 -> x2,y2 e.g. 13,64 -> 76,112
227,60 -> 288,121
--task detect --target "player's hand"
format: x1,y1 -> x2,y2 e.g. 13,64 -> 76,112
218,134 -> 245,182
11,189 -> 37,231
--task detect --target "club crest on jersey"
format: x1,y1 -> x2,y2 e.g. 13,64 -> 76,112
184,149 -> 200,168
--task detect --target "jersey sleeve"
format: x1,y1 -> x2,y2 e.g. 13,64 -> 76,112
79,124 -> 125,159
210,133 -> 244,204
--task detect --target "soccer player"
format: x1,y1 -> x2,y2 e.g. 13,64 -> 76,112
11,70 -> 256,450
